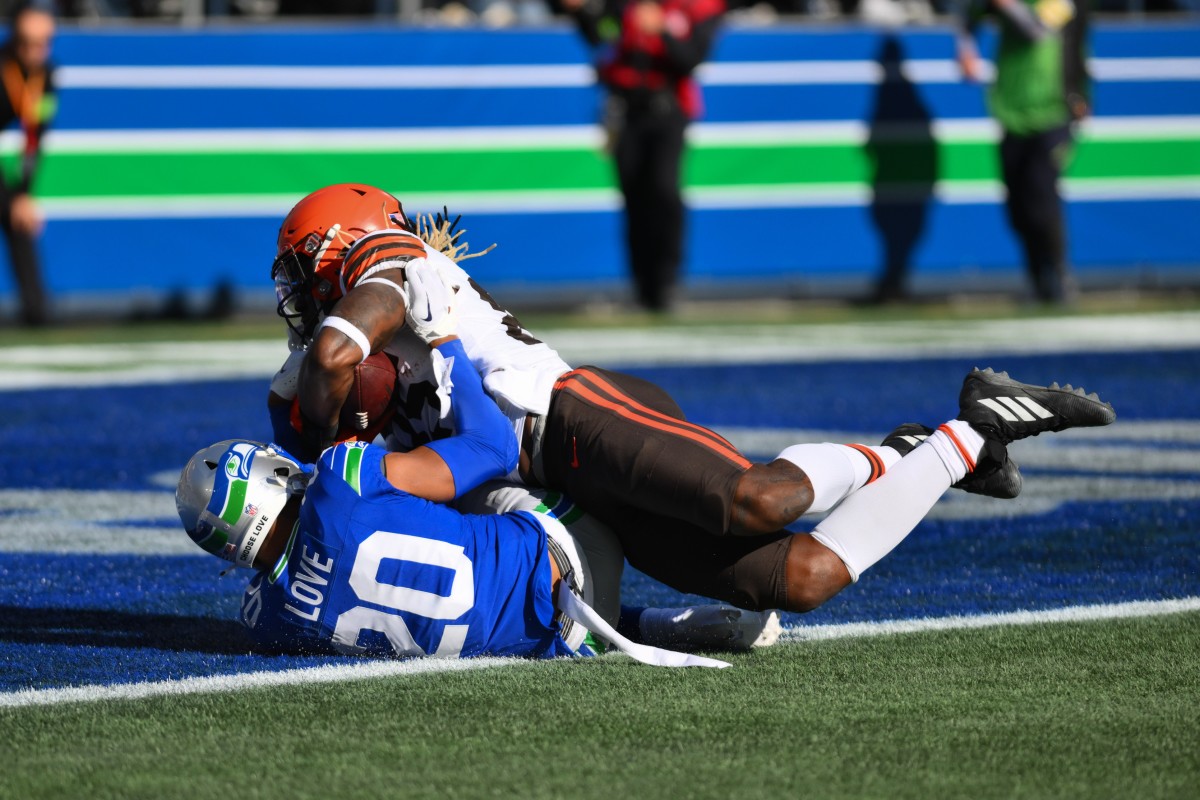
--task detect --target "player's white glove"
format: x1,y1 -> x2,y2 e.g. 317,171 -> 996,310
403,260 -> 459,343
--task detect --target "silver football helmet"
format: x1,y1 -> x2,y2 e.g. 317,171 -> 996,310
176,440 -> 309,568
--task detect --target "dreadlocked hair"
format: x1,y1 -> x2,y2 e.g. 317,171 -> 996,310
415,207 -> 497,265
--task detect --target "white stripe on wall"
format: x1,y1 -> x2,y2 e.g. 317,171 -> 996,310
53,57 -> 1200,90
10,115 -> 1199,154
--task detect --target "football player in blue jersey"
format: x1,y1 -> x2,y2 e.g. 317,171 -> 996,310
177,262 -> 742,667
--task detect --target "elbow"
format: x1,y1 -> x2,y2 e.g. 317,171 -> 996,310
308,327 -> 365,376
502,430 -> 520,476
434,423 -> 521,500
484,419 -> 521,478
481,421 -> 521,484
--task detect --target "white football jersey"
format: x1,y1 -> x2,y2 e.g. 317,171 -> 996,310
273,230 -> 571,481
379,243 -> 569,454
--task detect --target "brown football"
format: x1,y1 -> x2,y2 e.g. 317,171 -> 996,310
338,351 -> 399,440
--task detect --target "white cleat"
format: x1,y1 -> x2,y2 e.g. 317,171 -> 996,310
639,606 -> 783,652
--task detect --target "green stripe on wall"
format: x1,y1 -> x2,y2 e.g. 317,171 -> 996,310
34,149 -> 613,197
26,138 -> 1200,198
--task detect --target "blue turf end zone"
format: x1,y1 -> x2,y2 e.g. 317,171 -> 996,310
1,349 -> 1197,692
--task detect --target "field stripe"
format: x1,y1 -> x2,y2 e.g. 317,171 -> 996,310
0,656 -> 518,709
782,597 -> 1200,643
2,313 -> 1199,391
3,598 -> 1195,709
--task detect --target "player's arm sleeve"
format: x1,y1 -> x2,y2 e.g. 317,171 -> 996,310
268,397 -> 309,460
424,338 -> 521,498
268,350 -> 315,461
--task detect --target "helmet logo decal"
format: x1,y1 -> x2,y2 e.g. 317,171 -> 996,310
244,503 -> 259,517
207,443 -> 257,528
223,444 -> 254,480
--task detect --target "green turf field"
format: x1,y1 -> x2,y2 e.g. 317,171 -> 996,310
4,612 -> 1197,800
3,305 -> 1197,800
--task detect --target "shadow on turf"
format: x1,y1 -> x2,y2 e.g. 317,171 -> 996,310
0,606 -> 253,655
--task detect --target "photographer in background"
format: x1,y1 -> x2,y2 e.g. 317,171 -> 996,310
561,0 -> 725,313
1,1 -> 55,327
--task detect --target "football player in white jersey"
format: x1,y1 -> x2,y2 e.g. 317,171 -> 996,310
268,185 -> 569,462
266,184 -> 780,651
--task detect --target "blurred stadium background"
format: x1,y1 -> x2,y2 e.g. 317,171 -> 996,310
0,1 -> 1196,320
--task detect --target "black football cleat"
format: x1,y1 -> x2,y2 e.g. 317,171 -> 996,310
882,422 -> 1023,499
880,423 -> 934,455
957,368 -> 1116,444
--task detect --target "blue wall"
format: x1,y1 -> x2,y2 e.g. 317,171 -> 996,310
5,21 -> 1200,310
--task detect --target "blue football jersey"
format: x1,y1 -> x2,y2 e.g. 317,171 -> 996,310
241,442 -> 576,659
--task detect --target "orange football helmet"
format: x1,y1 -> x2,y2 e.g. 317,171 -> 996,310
271,183 -> 410,340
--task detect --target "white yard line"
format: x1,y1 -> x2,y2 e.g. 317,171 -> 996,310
781,597 -> 1200,642
1,312 -> 1198,390
0,656 -> 519,709
3,596 -> 1195,709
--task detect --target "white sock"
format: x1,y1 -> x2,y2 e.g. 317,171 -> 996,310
808,420 -> 986,581
777,443 -> 902,514
925,420 -> 987,484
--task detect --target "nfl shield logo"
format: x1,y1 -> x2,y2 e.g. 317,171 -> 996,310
244,503 -> 259,517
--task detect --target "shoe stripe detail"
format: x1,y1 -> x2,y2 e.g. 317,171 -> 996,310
977,397 -> 1021,422
996,396 -> 1038,422
1015,396 -> 1055,419
846,444 -> 885,484
937,423 -> 977,473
